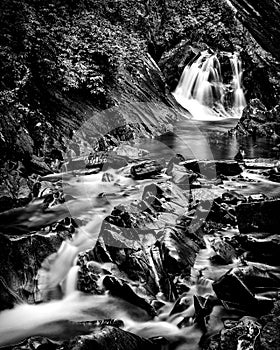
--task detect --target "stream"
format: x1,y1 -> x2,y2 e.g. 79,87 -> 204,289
1,118 -> 280,350
139,118 -> 278,161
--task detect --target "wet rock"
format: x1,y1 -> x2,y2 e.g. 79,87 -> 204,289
102,275 -> 156,317
207,200 -> 237,226
86,152 -> 107,170
213,266 -> 275,315
234,148 -> 245,162
221,191 -> 246,205
236,199 -> 280,233
159,227 -> 200,274
141,183 -> 166,212
159,43 -> 200,91
116,249 -> 159,297
63,157 -> 87,171
219,317 -> 261,350
246,193 -> 268,202
166,154 -> 185,176
104,154 -> 128,170
114,144 -> 149,159
244,158 -> 278,169
181,160 -> 242,178
230,234 -> 280,266
235,99 -> 280,138
269,173 -> 280,183
0,195 -> 14,213
0,232 -> 66,307
149,226 -> 203,301
229,0 -> 280,61
24,156 -> 53,176
167,163 -> 196,189
130,160 -> 165,179
62,326 -> 159,350
260,301 -> 280,350
210,238 -> 237,264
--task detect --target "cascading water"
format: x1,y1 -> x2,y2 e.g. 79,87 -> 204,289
230,53 -> 247,116
173,50 -> 246,120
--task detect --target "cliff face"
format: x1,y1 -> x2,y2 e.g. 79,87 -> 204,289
229,0 -> 280,61
1,0 -> 280,166
228,0 -> 280,137
0,0 -> 183,165
0,0 -> 274,166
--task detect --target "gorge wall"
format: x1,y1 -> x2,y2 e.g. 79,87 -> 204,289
1,0 -> 280,170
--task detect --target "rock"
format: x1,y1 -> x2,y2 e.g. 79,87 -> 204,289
114,144 -> 149,159
260,301 -> 280,350
0,199 -> 81,234
269,173 -> 280,183
236,199 -> 280,233
244,158 -> 278,169
207,200 -> 237,226
235,99 -> 280,138
24,156 -> 53,176
229,0 -> 280,61
102,275 -> 156,318
159,43 -> 200,91
219,317 -> 261,350
246,193 -> 268,202
234,148 -> 245,162
167,163 -> 196,189
210,238 -> 237,264
63,157 -> 87,171
130,160 -> 165,179
104,154 -> 128,170
181,160 -> 242,178
62,326 -> 160,350
85,152 -> 107,170
230,234 -> 280,266
0,195 -> 14,213
221,191 -> 246,205
0,232 -> 66,308
213,266 -> 275,315
166,154 -> 185,176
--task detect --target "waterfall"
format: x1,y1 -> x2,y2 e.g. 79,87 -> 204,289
230,53 -> 247,116
173,51 -> 246,120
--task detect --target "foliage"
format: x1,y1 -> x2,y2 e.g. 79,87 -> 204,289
0,0 -> 254,163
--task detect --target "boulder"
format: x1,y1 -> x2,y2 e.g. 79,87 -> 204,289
0,232 -> 66,308
114,144 -> 149,159
230,234 -> 280,266
244,158 -> 278,169
181,160 -> 242,178
167,164 -> 196,189
210,238 -> 237,264
62,327 -> 160,350
260,301 -> 280,350
236,199 -> 280,233
130,160 -> 165,179
24,156 -> 53,175
220,317 -> 261,350
102,275 -> 156,318
213,266 -> 275,315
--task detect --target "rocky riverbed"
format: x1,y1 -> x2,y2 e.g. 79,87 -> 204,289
1,138 -> 280,350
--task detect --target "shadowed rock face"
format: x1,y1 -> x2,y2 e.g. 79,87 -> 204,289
0,232 -> 67,309
229,0 -> 280,61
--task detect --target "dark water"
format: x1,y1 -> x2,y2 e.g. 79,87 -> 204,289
139,118 -> 278,161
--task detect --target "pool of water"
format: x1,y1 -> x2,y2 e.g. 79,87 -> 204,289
137,118 -> 278,161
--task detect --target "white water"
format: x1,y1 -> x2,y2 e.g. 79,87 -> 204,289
173,50 -> 246,120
